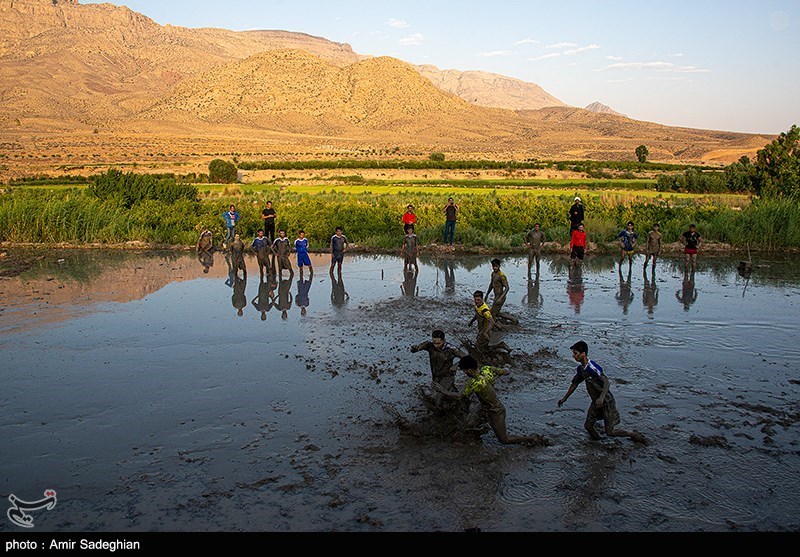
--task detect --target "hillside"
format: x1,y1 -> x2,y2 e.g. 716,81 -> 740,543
585,101 -> 626,117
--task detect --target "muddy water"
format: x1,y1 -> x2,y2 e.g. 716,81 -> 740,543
1,250 -> 798,532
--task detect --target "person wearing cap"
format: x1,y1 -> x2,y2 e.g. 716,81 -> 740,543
432,356 -> 548,446
557,341 -> 647,444
568,196 -> 585,232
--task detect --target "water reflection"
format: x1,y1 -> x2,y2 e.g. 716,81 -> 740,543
296,276 -> 313,317
567,265 -> 584,315
330,271 -> 350,309
642,267 -> 659,316
616,266 -> 634,315
402,269 -> 419,297
444,259 -> 456,296
676,271 -> 698,312
276,277 -> 293,320
197,250 -> 214,275
523,275 -> 543,312
232,274 -> 247,317
252,275 -> 276,321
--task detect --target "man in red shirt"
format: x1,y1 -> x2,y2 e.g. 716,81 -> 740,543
402,204 -> 417,233
570,223 -> 587,268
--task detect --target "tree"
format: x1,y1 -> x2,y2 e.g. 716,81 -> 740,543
429,152 -> 445,162
751,124 -> 800,198
208,159 -> 238,184
635,145 -> 649,163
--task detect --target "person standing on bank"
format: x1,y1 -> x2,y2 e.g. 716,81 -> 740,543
443,197 -> 459,245
617,221 -> 638,269
643,223 -> 662,270
568,196 -> 585,232
402,204 -> 417,234
525,223 -> 546,276
222,204 -> 240,249
681,224 -> 702,274
261,200 -> 277,243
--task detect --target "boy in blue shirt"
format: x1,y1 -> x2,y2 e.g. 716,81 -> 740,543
617,221 -> 638,268
222,204 -> 240,249
558,341 -> 647,444
294,230 -> 313,277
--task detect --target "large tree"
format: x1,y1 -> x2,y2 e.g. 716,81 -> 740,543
752,124 -> 800,198
635,145 -> 649,163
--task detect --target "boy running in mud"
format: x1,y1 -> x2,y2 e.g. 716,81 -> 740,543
486,258 -> 518,325
272,229 -> 293,278
433,356 -> 548,446
411,329 -> 467,398
468,290 -> 495,349
401,224 -> 419,274
557,341 -> 646,444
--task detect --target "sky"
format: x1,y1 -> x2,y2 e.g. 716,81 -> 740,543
86,0 -> 800,135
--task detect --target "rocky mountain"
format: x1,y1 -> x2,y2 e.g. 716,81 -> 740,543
585,101 -> 626,117
0,0 -> 767,164
416,65 -> 566,111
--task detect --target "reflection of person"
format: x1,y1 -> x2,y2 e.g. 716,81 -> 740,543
617,221 -> 638,268
643,223 -> 662,270
276,277 -> 293,320
568,196 -> 585,232
251,229 -> 273,277
642,267 -> 659,316
411,329 -> 467,401
523,277 -> 543,310
443,259 -> 456,296
402,204 -> 417,233
615,265 -> 634,315
232,274 -> 247,317
570,224 -> 587,268
567,264 -> 585,315
296,276 -> 312,317
676,272 -> 698,312
401,269 -> 419,297
558,341 -> 646,444
681,224 -> 702,274
252,277 -> 274,321
443,198 -> 458,245
231,233 -> 246,278
329,227 -> 349,276
295,230 -> 313,276
261,201 -> 276,242
272,229 -> 293,278
433,356 -> 548,445
401,224 -> 419,273
196,229 -> 214,274
525,223 -> 546,276
330,272 -> 350,308
222,204 -> 240,248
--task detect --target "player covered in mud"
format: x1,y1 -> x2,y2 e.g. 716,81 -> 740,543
251,229 -> 273,277
196,229 -> 214,273
433,356 -> 548,446
411,329 -> 467,396
230,233 -> 246,278
401,224 -> 419,274
329,227 -> 349,276
557,341 -> 647,444
468,290 -> 495,351
485,258 -> 518,325
272,229 -> 294,278
525,223 -> 546,276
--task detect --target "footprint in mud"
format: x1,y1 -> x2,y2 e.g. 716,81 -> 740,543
689,434 -> 730,449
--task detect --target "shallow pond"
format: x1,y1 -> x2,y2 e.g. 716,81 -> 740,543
1,249 -> 799,532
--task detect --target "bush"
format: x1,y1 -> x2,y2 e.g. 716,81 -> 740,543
209,159 -> 238,184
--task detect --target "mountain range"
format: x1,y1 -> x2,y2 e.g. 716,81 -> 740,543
0,0 -> 769,167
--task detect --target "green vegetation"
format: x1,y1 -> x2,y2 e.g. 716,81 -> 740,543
208,159 -> 238,184
636,145 -> 649,164
89,169 -> 198,208
429,152 -> 446,162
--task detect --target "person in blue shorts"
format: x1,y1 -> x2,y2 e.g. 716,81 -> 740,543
558,341 -> 647,444
294,229 -> 313,277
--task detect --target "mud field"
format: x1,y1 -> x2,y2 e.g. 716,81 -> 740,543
1,250 -> 799,532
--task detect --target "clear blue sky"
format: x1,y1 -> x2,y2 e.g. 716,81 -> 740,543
87,0 -> 799,134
